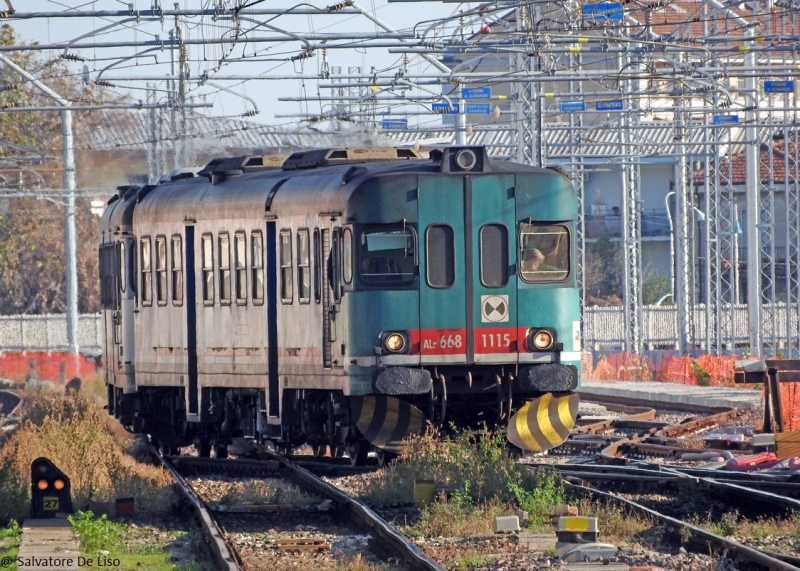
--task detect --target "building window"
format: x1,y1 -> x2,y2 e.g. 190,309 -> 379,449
519,223 -> 570,283
202,233 -> 214,304
425,225 -> 454,288
219,233 -> 231,304
280,229 -> 293,303
140,237 -> 152,306
155,236 -> 167,305
359,225 -> 417,286
234,231 -> 247,305
297,229 -> 310,304
171,235 -> 183,305
251,231 -> 264,305
480,224 -> 509,287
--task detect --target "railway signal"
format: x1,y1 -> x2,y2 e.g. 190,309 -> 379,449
30,457 -> 74,518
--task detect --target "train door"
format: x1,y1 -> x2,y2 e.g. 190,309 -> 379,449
319,224 -> 341,369
184,225 -> 198,416
418,175 -> 517,363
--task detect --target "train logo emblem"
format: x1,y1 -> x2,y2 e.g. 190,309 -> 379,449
481,295 -> 509,322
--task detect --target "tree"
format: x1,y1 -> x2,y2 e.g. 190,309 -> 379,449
0,24 -> 127,314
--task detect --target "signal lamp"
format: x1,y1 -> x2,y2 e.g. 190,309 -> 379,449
54,479 -> 66,490
37,480 -> 48,490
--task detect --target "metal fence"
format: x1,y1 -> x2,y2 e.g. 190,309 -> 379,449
0,307 -> 779,354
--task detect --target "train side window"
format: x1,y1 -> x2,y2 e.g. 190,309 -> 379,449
480,224 -> 509,287
519,223 -> 570,283
297,229 -> 311,304
425,225 -> 455,288
342,227 -> 353,285
234,231 -> 247,305
313,229 -> 321,304
155,236 -> 167,306
219,233 -> 231,305
280,229 -> 293,304
99,244 -> 116,309
251,231 -> 264,305
140,236 -> 152,306
331,228 -> 342,303
201,233 -> 214,304
359,225 -> 417,287
171,235 -> 183,306
119,241 -> 126,293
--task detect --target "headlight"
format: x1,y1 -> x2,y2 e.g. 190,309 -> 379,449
382,332 -> 408,354
528,329 -> 554,351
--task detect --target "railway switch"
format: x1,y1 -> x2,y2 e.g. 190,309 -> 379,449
30,457 -> 74,518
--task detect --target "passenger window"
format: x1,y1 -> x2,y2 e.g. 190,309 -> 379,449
297,230 -> 310,304
119,242 -> 126,293
519,223 -> 570,282
480,224 -> 509,287
359,225 -> 416,286
313,229 -> 321,304
331,229 -> 342,302
202,234 -> 214,304
234,232 -> 247,305
280,229 -> 293,303
425,225 -> 454,288
219,233 -> 231,304
342,228 -> 353,285
171,235 -> 183,306
155,236 -> 167,305
251,232 -> 264,305
140,237 -> 152,306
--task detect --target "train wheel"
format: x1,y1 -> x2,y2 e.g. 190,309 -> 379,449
197,440 -> 211,458
346,442 -> 368,466
374,448 -> 396,467
215,445 -> 228,459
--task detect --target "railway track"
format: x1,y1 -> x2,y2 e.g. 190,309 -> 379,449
155,448 -> 444,571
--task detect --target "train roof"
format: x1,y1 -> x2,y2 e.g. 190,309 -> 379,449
132,146 -> 571,225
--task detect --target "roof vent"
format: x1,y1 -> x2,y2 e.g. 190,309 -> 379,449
282,147 -> 422,170
198,154 -> 288,179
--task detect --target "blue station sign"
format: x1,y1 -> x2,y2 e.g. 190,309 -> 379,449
712,115 -> 739,125
432,103 -> 460,114
595,99 -> 623,111
465,103 -> 491,115
582,2 -> 624,21
381,119 -> 408,129
561,101 -> 586,113
462,87 -> 491,100
765,80 -> 794,93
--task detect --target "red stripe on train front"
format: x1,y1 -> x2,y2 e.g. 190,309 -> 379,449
409,328 -> 537,355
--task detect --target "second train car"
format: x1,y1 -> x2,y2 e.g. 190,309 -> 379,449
99,146 -> 581,463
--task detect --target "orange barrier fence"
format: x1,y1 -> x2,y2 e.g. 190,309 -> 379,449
0,351 -> 98,383
585,352 -> 738,387
780,383 -> 800,432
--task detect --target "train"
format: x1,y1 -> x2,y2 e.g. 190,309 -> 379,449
98,145 -> 581,464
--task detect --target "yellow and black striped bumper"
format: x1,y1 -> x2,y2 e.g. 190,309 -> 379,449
506,392 -> 579,452
349,395 -> 426,454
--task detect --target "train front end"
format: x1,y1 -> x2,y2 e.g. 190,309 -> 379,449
347,146 -> 580,454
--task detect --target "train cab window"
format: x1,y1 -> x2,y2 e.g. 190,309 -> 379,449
359,225 -> 416,286
480,224 -> 509,287
155,236 -> 167,306
201,234 -> 214,304
297,230 -> 310,304
280,229 -> 293,303
140,237 -> 152,306
171,235 -> 183,306
342,228 -> 353,285
251,231 -> 264,305
234,231 -> 247,305
219,233 -> 231,305
425,225 -> 454,288
313,229 -> 322,304
519,223 -> 570,283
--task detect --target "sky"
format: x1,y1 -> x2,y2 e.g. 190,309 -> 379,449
7,0 -> 468,130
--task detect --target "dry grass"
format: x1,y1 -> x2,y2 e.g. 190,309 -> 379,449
412,496 -> 513,538
0,393 -> 176,524
577,498 -> 654,543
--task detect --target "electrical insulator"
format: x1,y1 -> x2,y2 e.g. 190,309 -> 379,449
326,0 -> 353,13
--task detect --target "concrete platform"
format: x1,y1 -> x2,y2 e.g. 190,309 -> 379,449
580,379 -> 763,412
16,519 -> 80,571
